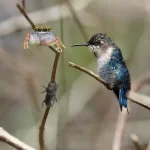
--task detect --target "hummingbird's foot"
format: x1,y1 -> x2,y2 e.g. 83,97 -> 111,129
106,82 -> 114,90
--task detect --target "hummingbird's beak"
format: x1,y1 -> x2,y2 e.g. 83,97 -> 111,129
71,43 -> 89,47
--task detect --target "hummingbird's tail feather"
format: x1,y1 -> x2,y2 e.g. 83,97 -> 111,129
119,88 -> 129,113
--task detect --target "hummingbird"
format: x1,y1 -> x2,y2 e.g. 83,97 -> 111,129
71,33 -> 131,113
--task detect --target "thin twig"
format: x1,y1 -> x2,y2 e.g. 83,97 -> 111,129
127,90 -> 150,111
19,0 -> 26,10
112,108 -> 127,150
16,4 -> 61,150
0,127 -> 36,150
131,134 -> 146,150
39,51 -> 60,150
22,0 -> 25,10
68,62 -> 150,110
17,4 -> 35,29
67,0 -> 88,41
69,62 -> 106,86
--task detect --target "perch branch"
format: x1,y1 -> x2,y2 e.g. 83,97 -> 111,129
17,4 -> 61,150
0,127 -> 36,150
69,62 -> 106,86
68,62 -> 150,110
68,62 -> 150,150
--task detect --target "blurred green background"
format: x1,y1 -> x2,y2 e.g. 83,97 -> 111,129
0,0 -> 150,150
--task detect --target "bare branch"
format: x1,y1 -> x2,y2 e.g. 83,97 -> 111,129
16,4 -> 61,150
19,0 -> 25,10
16,4 -> 36,29
131,134 -> 146,150
22,0 -> 25,10
68,62 -> 150,150
112,108 -> 127,150
68,61 -> 150,110
39,51 -> 60,150
0,127 -> 36,150
69,62 -> 106,86
127,91 -> 150,110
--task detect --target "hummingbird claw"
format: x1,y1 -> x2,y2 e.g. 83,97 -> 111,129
106,82 -> 114,90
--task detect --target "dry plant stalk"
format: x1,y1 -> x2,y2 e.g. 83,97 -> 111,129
131,134 -> 146,150
17,3 -> 61,150
0,127 -> 36,150
39,51 -> 60,150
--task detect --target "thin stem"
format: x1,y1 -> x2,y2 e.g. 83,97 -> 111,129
16,4 -> 61,150
22,0 -> 25,10
39,108 -> 50,150
17,4 -> 35,29
0,127 -> 36,150
131,134 -> 146,150
39,52 -> 60,150
51,52 -> 60,82
68,62 -> 106,86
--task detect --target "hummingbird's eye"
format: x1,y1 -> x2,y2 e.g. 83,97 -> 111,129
43,27 -> 47,32
100,40 -> 104,44
38,27 -> 42,32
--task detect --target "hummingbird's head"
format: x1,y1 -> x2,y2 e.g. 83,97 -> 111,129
71,33 -> 118,58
